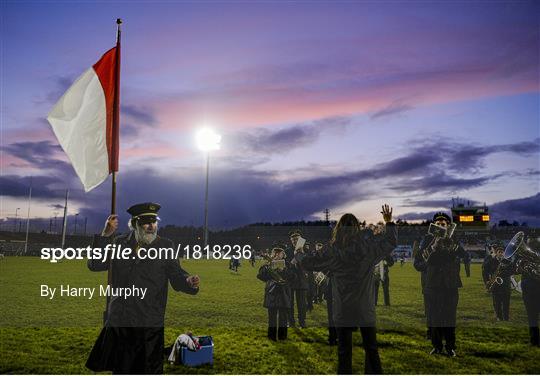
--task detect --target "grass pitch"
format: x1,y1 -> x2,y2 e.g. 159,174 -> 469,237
0,257 -> 539,374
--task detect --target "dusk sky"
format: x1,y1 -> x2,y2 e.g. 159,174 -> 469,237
1,1 -> 539,232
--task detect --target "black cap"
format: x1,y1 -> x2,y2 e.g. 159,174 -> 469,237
433,212 -> 451,224
271,242 -> 287,252
127,202 -> 161,222
288,228 -> 302,237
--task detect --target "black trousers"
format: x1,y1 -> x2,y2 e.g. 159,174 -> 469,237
326,287 -> 336,344
423,293 -> 432,338
492,291 -> 511,320
289,289 -> 306,326
374,279 -> 390,306
336,327 -> 382,374
522,281 -> 540,346
268,307 -> 288,340
426,289 -> 458,351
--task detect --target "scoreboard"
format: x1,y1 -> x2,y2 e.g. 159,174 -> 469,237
451,203 -> 490,233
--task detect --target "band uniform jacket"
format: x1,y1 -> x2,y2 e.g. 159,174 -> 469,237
85,232 -> 198,373
301,224 -> 397,327
257,264 -> 294,309
482,255 -> 497,285
287,249 -> 309,290
414,234 -> 469,294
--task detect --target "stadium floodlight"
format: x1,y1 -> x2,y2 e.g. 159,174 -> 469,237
196,127 -> 221,248
196,128 -> 221,152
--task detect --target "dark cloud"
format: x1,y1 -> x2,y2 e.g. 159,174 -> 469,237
2,140 -> 73,175
2,137 -> 538,230
401,198 -> 476,208
399,194 -> 540,226
390,172 -> 500,194
397,211 -> 439,221
443,138 -> 540,173
287,150 -> 438,193
490,193 -> 540,227
0,175 -> 64,199
371,101 -> 414,119
120,123 -> 140,138
121,104 -> 157,126
39,74 -> 78,105
232,116 -> 351,156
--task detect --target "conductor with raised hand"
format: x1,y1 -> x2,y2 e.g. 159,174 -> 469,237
301,204 -> 397,374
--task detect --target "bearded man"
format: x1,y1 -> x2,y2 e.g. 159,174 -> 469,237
86,202 -> 200,374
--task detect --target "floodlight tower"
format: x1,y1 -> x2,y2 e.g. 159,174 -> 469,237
196,128 -> 222,248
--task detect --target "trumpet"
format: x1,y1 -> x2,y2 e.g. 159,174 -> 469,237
260,253 -> 287,284
422,222 -> 458,261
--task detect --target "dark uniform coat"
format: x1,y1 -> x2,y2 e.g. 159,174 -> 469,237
301,224 -> 397,327
286,249 -> 309,290
414,234 -> 469,293
86,232 -> 198,374
257,264 -> 294,309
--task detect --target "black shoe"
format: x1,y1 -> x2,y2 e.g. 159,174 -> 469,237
267,328 -> 277,341
429,348 -> 442,355
446,349 -> 457,357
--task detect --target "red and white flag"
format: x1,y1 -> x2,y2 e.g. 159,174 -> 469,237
47,47 -> 120,192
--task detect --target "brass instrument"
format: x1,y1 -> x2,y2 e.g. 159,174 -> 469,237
486,261 -> 505,292
314,271 -> 327,286
261,253 -> 287,284
501,231 -> 540,281
422,222 -> 458,261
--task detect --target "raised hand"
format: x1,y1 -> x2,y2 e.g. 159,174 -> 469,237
101,214 -> 119,237
380,204 -> 393,223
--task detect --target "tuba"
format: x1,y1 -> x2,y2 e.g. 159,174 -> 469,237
501,231 -> 540,281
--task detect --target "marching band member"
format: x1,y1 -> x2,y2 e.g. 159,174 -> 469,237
484,242 -> 511,321
314,241 -> 326,304
257,245 -> 294,341
373,255 -> 394,306
414,212 -> 468,357
86,203 -> 200,374
301,205 -> 397,374
522,237 -> 540,347
286,229 -> 308,328
412,240 -> 432,339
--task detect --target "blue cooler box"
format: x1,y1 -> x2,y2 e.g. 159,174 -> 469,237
180,336 -> 213,367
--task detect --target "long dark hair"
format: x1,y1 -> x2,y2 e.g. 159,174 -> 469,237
330,213 -> 361,249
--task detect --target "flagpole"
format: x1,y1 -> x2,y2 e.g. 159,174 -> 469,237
61,189 -> 69,249
24,179 -> 32,254
105,18 -> 122,325
111,18 -> 122,215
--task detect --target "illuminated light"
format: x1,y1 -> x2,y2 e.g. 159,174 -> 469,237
459,215 -> 474,222
196,128 -> 222,152
482,215 -> 490,222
